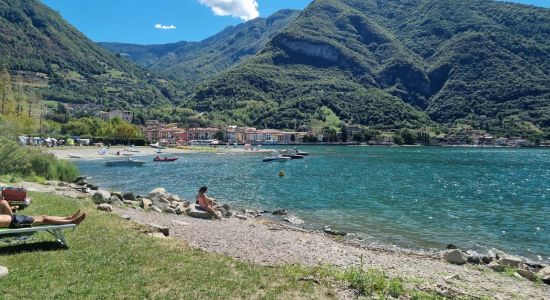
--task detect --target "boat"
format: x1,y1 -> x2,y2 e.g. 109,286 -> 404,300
122,153 -> 134,156
105,159 -> 146,167
153,156 -> 178,162
294,148 -> 310,156
68,153 -> 82,158
281,154 -> 305,159
262,155 -> 291,162
150,142 -> 165,149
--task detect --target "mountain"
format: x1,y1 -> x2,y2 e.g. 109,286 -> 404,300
189,0 -> 549,135
100,9 -> 301,88
0,0 -> 177,107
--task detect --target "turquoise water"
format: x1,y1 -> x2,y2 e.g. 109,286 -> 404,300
75,146 -> 550,263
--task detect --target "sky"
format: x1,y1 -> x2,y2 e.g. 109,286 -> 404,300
42,0 -> 549,45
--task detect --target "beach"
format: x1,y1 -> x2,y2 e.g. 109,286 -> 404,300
11,179 -> 550,299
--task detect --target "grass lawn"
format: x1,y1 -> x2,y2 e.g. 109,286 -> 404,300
0,192 -> 334,299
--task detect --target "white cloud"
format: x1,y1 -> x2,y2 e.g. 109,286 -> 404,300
199,0 -> 259,21
154,24 -> 177,30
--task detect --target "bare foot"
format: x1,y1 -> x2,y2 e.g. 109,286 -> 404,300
66,209 -> 81,220
72,213 -> 86,225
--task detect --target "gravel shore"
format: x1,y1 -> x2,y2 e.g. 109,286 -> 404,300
10,181 -> 550,299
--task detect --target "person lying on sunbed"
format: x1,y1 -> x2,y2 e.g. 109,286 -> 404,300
0,199 -> 85,228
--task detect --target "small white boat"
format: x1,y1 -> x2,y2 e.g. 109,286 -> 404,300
68,153 -> 82,159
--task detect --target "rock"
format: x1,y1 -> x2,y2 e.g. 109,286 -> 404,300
444,249 -> 468,265
158,197 -> 171,204
467,256 -> 481,265
513,272 -> 524,280
143,222 -> 169,236
86,183 -> 99,190
110,196 -> 123,207
444,273 -> 462,281
120,214 -> 131,220
323,226 -> 347,236
97,203 -> 113,212
111,192 -> 123,200
140,198 -> 152,209
446,244 -> 458,250
150,206 -> 162,213
123,200 -> 140,206
488,262 -> 506,272
175,205 -> 186,215
242,209 -> 254,214
481,256 -> 493,264
283,215 -> 304,225
164,207 -> 176,214
122,192 -> 136,201
517,269 -> 537,282
168,194 -> 180,202
92,190 -> 111,204
222,203 -> 230,211
225,211 -> 233,218
0,266 -> 8,278
273,209 -> 288,216
499,256 -> 523,268
235,214 -> 247,220
187,204 -> 214,220
148,232 -> 166,239
539,266 -> 550,282
148,188 -> 167,198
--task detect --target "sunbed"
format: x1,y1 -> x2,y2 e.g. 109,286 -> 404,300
0,224 -> 76,247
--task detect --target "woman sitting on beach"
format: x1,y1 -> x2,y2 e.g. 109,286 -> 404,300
0,198 -> 86,228
196,186 -> 222,220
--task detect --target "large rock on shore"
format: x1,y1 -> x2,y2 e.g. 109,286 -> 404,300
444,249 -> 468,265
0,266 -> 8,278
499,256 -> 523,268
97,203 -> 113,212
140,198 -> 152,209
148,188 -> 167,198
539,266 -> 550,282
283,215 -> 304,225
187,204 -> 213,219
92,190 -> 111,204
123,192 -> 136,201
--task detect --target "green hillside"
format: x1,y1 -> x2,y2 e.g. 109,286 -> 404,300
0,0 -> 178,107
189,0 -> 549,135
100,9 -> 300,88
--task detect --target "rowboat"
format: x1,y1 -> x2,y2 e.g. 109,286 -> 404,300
153,156 -> 178,162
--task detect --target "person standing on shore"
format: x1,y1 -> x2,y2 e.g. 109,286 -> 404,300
196,186 -> 222,220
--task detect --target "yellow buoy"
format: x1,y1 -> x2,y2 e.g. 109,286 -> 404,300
278,170 -> 285,177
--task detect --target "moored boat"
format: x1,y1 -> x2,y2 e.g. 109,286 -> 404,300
105,159 -> 146,167
294,148 -> 310,156
263,155 -> 291,162
68,153 -> 82,158
153,156 -> 178,162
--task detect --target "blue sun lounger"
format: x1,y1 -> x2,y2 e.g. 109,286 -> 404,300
0,224 -> 77,247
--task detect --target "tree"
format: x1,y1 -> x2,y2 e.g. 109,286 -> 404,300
340,124 -> 349,142
0,68 -> 12,115
400,129 -> 416,145
213,130 -> 226,142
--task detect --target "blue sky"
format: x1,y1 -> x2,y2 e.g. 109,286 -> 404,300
42,0 -> 549,45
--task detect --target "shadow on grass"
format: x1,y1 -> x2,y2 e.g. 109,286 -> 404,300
0,241 -> 68,255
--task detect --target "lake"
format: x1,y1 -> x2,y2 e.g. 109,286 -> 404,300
75,146 -> 550,263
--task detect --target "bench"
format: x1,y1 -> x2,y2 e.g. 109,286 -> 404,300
1,187 -> 32,208
0,224 -> 76,247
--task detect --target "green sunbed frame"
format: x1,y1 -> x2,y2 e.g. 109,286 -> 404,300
0,224 -> 77,247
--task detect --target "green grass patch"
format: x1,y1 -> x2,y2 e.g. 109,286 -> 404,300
0,192 -> 334,299
311,106 -> 342,132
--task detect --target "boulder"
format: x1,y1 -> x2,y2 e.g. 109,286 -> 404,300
122,192 -> 136,201
222,203 -> 230,211
467,256 -> 481,265
164,207 -> 176,214
97,203 -> 113,212
168,194 -> 180,202
142,222 -> 169,236
92,190 -> 111,204
148,188 -> 167,198
187,204 -> 213,220
86,183 -> 99,190
446,244 -> 458,250
235,214 -> 247,220
111,192 -> 123,201
110,196 -> 123,207
0,266 -> 8,278
140,198 -> 152,209
499,256 -> 523,268
444,249 -> 468,265
175,205 -> 186,215
539,266 -> 550,282
517,269 -> 537,282
150,206 -> 162,213
283,215 -> 304,225
481,256 -> 493,264
323,226 -> 347,236
273,209 -> 288,216
159,197 -> 171,204
123,200 -> 140,206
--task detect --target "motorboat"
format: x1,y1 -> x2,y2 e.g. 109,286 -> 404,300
262,155 -> 291,162
153,156 -> 178,162
281,153 -> 305,159
105,159 -> 146,167
294,149 -> 310,156
68,153 -> 82,158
